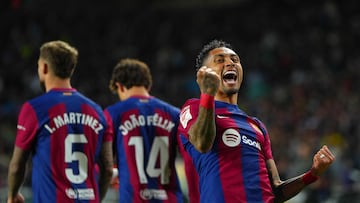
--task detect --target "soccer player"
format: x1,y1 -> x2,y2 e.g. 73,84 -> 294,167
7,40 -> 113,203
177,39 -> 335,203
104,58 -> 183,202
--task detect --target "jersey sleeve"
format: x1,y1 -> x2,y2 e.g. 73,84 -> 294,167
177,99 -> 201,203
253,117 -> 273,160
15,102 -> 38,150
178,99 -> 199,139
103,109 -> 114,142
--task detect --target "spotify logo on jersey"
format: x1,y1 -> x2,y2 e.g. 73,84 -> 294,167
222,128 -> 241,147
222,128 -> 262,150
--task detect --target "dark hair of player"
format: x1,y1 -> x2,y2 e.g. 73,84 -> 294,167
195,39 -> 233,71
109,58 -> 152,94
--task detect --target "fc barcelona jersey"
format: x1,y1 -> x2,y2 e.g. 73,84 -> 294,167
15,88 -> 111,202
104,95 -> 183,203
178,99 -> 275,203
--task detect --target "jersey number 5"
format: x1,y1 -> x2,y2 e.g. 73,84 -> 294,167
128,136 -> 170,184
65,133 -> 88,184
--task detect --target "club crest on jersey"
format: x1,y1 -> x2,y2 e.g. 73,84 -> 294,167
222,128 -> 261,150
180,105 -> 192,129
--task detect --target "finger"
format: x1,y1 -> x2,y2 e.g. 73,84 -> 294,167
197,66 -> 208,73
317,151 -> 334,165
323,145 -> 335,158
320,145 -> 335,160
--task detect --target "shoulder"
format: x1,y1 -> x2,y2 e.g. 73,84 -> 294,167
178,98 -> 200,130
103,101 -> 125,119
250,116 -> 269,137
179,98 -> 200,115
18,101 -> 36,117
180,98 -> 199,109
81,96 -> 104,113
149,97 -> 181,115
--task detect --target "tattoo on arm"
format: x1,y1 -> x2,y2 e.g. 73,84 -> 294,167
188,106 -> 216,153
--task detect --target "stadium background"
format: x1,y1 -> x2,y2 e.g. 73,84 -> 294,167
1,0 -> 360,202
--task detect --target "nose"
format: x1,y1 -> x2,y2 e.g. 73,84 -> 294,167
224,57 -> 235,67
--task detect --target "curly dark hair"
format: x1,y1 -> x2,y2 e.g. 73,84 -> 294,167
195,39 -> 233,70
109,58 -> 152,94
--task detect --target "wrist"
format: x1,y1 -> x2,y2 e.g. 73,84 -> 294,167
302,170 -> 319,185
200,93 -> 214,109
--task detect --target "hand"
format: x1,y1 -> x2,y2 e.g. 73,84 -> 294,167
196,66 -> 220,96
311,145 -> 335,176
7,193 -> 25,203
110,168 -> 119,188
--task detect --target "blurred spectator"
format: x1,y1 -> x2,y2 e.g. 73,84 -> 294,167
1,0 -> 360,202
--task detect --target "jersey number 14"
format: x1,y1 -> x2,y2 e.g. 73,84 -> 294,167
129,136 -> 170,184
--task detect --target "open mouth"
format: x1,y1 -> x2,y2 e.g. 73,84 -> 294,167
222,70 -> 237,84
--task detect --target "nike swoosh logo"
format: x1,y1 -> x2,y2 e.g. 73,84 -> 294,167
216,115 -> 229,119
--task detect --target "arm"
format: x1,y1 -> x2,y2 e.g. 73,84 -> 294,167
97,141 -> 113,201
7,146 -> 29,203
270,145 -> 335,203
188,66 -> 220,153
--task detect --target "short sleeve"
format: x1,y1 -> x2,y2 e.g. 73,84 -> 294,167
253,117 -> 273,160
103,109 -> 114,142
15,102 -> 38,150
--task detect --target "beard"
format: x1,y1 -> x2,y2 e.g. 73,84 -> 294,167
225,89 -> 239,96
39,80 -> 46,92
223,86 -> 240,96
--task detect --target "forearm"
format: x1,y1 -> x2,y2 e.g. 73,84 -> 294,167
98,141 -> 113,200
98,166 -> 113,200
273,171 -> 318,203
272,145 -> 335,202
7,160 -> 26,198
7,147 -> 29,199
189,106 -> 216,153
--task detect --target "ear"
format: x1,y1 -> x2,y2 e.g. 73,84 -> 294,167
116,82 -> 125,92
115,82 -> 126,101
42,63 -> 49,74
38,59 -> 48,80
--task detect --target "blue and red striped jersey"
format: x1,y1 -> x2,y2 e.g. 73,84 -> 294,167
15,88 -> 111,202
104,95 -> 183,203
178,99 -> 275,203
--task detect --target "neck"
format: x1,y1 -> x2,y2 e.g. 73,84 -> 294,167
215,92 -> 238,105
121,86 -> 150,100
45,77 -> 72,92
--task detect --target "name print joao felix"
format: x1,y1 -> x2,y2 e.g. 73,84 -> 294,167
119,113 -> 175,136
44,112 -> 104,134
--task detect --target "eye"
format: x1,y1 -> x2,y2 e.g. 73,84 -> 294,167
231,56 -> 240,63
215,58 -> 224,63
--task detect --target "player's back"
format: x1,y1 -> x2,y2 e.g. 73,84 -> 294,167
104,95 -> 183,203
23,88 -> 107,202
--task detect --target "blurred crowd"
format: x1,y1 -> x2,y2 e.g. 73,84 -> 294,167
1,0 -> 360,202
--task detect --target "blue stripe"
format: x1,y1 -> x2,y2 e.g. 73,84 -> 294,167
233,114 -> 263,202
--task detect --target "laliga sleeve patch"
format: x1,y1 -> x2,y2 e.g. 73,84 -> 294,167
180,105 -> 192,129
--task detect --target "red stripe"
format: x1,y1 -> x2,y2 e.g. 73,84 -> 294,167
82,104 -> 100,202
121,109 -> 147,202
49,104 -> 71,202
219,117 -> 247,202
154,109 -> 180,202
250,118 -> 274,202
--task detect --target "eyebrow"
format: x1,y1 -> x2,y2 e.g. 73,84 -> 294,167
213,53 -> 238,57
213,54 -> 240,60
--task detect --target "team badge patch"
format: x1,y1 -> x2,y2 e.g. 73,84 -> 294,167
180,105 -> 192,129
